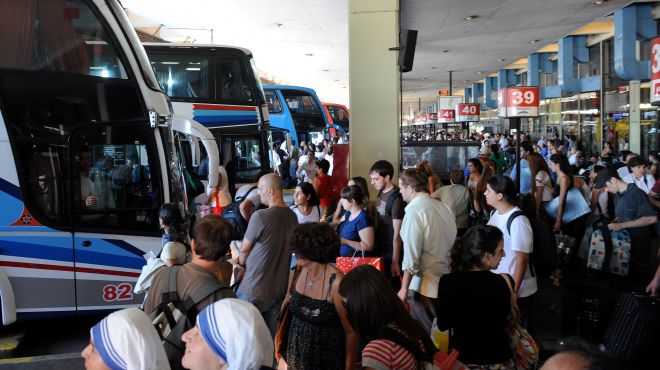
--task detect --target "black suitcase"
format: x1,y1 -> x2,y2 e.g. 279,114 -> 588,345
600,292 -> 660,367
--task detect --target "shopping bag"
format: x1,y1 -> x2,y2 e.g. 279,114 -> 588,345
335,250 -> 383,274
544,187 -> 591,224
587,226 -> 631,276
432,349 -> 468,370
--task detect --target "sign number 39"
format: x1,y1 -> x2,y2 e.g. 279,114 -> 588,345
510,90 -> 536,105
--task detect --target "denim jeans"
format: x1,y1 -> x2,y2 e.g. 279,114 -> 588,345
236,289 -> 284,339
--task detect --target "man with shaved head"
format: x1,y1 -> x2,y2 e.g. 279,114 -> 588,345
236,173 -> 298,337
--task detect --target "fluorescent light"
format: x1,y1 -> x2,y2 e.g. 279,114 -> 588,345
186,68 -> 201,71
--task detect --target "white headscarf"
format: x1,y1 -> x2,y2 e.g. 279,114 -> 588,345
90,307 -> 170,370
197,299 -> 274,370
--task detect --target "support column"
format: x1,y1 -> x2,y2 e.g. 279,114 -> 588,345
629,80 -> 641,153
349,0 -> 400,183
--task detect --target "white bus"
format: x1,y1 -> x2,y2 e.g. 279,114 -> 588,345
0,0 -> 217,324
144,43 -> 277,188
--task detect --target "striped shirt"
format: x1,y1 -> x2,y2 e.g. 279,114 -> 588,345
362,339 -> 417,370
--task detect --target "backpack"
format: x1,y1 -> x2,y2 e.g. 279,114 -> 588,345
149,266 -> 231,370
222,185 -> 257,240
506,210 -> 558,279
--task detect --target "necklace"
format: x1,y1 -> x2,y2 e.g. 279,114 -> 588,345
305,265 -> 327,288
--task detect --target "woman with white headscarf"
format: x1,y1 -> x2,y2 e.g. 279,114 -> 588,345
181,298 -> 274,370
81,307 -> 170,370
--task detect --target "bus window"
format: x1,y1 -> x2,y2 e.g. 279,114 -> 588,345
217,58 -> 254,103
0,0 -> 128,79
72,123 -> 160,233
150,55 -> 212,99
265,90 -> 282,113
284,93 -> 321,115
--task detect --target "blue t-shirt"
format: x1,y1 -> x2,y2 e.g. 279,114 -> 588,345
338,210 -> 372,257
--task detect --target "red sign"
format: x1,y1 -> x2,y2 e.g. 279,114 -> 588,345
498,87 -> 539,117
437,109 -> 455,122
456,103 -> 480,122
651,37 -> 660,103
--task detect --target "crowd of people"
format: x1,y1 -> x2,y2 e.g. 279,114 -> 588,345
80,133 -> 658,370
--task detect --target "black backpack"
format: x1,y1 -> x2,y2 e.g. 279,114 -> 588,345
506,210 -> 557,279
149,266 -> 231,370
222,185 -> 257,240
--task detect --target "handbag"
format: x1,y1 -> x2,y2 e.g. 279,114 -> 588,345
555,232 -> 576,266
274,267 -> 302,362
500,274 -> 539,370
335,249 -> 384,274
544,187 -> 590,224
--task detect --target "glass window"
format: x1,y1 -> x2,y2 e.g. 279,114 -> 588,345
150,54 -> 212,99
217,57 -> 254,104
326,106 -> 350,128
265,90 -> 282,113
0,0 -> 127,78
231,137 -> 264,183
72,124 -> 160,233
282,92 -> 322,115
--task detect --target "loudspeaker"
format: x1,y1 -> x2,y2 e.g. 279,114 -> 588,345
398,29 -> 418,73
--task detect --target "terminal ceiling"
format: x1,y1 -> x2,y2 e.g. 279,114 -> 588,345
400,0 -> 640,117
124,0 -> 645,117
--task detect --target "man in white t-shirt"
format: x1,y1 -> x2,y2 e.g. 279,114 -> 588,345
485,175 -> 537,329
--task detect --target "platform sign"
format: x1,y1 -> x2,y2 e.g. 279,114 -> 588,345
437,109 -> 455,122
498,87 -> 539,117
456,103 -> 480,122
651,37 -> 660,103
427,112 -> 438,123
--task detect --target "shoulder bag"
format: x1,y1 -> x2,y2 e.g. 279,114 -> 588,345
500,274 -> 539,370
274,267 -> 302,362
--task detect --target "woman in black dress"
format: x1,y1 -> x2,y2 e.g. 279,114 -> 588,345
435,225 -> 514,369
282,223 -> 357,369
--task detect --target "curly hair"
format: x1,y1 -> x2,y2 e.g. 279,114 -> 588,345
450,225 -> 503,272
192,215 -> 233,261
290,222 -> 339,263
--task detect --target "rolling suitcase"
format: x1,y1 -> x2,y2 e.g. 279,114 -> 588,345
600,292 -> 660,367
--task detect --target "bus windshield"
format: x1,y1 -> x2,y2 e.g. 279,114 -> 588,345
144,44 -> 271,184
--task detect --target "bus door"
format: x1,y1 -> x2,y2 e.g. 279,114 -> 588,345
218,133 -> 268,187
69,123 -> 162,310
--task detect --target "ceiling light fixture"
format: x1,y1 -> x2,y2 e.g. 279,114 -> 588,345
440,50 -> 449,53
322,69 -> 330,72
431,66 -> 439,70
529,39 -> 540,44
305,53 -> 314,57
476,71 -> 484,75
592,0 -> 606,5
497,58 -> 507,62
464,15 -> 479,20
273,23 -> 283,28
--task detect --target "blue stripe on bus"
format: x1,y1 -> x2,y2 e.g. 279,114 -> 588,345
101,239 -> 148,259
74,249 -> 144,270
193,110 -> 257,117
0,177 -> 22,201
0,237 -> 145,269
0,239 -> 73,262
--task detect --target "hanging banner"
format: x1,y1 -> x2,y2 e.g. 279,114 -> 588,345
456,103 -> 480,122
498,87 -> 540,117
651,37 -> 660,104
